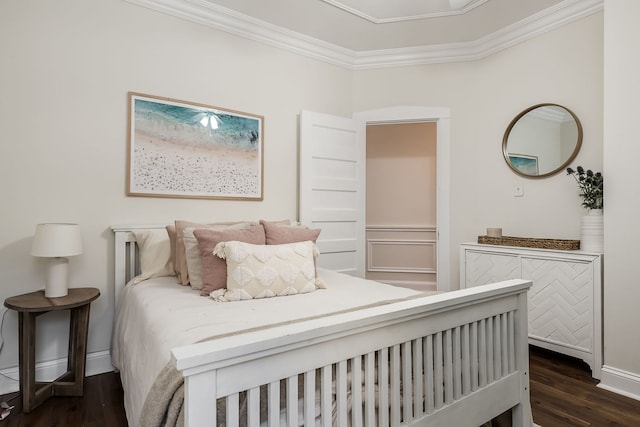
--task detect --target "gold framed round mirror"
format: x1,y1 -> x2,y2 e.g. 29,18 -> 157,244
502,103 -> 582,178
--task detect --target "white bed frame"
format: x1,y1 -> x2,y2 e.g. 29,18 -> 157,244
113,225 -> 534,427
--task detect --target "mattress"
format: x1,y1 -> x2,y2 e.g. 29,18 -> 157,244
111,268 -> 426,427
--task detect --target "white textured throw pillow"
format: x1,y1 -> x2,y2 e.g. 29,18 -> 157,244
211,241 -> 326,301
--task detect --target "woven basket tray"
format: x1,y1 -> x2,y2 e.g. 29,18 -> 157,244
477,235 -> 580,250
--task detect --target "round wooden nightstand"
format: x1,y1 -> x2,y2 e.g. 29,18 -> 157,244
4,287 -> 100,413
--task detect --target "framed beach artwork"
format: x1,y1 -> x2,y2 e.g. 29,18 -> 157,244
507,153 -> 539,176
127,92 -> 263,200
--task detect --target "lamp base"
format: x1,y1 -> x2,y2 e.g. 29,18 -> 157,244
45,257 -> 69,298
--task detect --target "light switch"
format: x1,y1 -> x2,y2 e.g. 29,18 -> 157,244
513,181 -> 524,197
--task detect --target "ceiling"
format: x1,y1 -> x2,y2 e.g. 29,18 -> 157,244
126,0 -> 603,68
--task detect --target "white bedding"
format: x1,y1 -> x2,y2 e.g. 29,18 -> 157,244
111,268 -> 425,427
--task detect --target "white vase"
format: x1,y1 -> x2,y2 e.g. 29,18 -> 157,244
580,209 -> 603,253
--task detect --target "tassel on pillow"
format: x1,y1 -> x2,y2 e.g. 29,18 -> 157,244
212,241 -> 228,259
315,277 -> 327,289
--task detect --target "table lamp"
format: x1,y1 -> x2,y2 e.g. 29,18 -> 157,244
31,223 -> 83,298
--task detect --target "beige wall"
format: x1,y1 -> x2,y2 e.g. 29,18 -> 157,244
365,123 -> 437,287
602,0 -> 640,392
366,123 -> 437,226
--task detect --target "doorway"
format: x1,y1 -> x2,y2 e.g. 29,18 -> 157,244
365,122 -> 437,291
354,106 -> 451,291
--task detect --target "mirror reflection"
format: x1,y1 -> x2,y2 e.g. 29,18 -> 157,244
502,104 -> 582,178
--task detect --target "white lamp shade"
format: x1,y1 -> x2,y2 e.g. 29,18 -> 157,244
31,223 -> 83,257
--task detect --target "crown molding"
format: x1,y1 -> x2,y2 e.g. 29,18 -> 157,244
124,0 -> 603,70
320,0 -> 489,24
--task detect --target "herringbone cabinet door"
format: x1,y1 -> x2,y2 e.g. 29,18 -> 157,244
523,257 -> 593,351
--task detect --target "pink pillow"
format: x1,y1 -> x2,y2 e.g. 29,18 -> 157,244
174,220 -> 251,285
194,224 -> 266,296
260,220 -> 321,244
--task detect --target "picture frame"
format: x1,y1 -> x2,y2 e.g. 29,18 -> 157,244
127,92 -> 263,200
508,153 -> 539,176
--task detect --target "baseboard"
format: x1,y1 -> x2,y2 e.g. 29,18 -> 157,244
598,364 -> 640,401
0,350 -> 114,395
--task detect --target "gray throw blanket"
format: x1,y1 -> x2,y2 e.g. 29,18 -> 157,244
139,362 -> 185,427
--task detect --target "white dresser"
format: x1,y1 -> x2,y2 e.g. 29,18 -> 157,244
460,243 -> 603,378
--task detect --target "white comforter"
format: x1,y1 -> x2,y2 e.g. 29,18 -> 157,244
111,268 -> 423,427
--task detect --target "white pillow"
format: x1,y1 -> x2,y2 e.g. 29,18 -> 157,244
211,241 -> 326,301
132,229 -> 174,284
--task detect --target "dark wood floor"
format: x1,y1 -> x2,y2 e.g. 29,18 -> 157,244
0,372 -> 127,427
1,346 -> 639,426
529,346 -> 640,426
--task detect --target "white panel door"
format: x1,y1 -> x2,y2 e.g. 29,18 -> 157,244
299,110 -> 365,276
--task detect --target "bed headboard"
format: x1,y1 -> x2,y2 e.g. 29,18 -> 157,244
111,224 -> 166,307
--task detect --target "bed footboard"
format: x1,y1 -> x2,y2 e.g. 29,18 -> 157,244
172,279 -> 533,427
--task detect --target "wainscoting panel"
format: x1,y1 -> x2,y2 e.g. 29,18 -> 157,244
365,226 -> 436,291
368,239 -> 435,273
